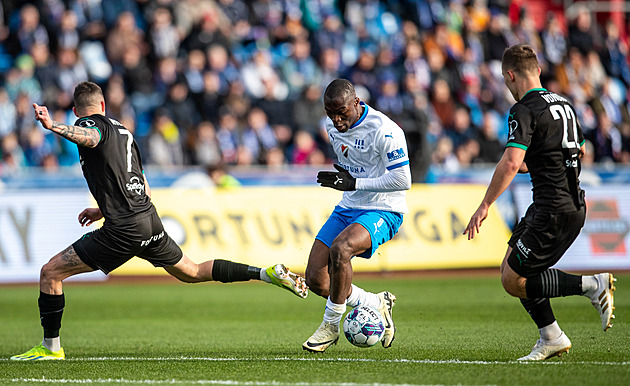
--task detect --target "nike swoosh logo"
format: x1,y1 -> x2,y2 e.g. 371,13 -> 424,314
305,339 -> 335,348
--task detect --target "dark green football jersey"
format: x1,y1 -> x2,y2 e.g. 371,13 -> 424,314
506,88 -> 585,212
75,114 -> 154,224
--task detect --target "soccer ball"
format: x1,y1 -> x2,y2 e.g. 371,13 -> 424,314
342,305 -> 385,348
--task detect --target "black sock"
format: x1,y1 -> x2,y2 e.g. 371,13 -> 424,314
212,259 -> 260,283
525,269 -> 583,298
38,291 -> 64,338
520,298 -> 556,329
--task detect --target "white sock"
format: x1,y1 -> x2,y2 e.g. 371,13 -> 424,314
43,337 -> 61,352
581,275 -> 598,296
539,321 -> 562,341
346,284 -> 380,309
260,269 -> 271,283
323,297 -> 346,325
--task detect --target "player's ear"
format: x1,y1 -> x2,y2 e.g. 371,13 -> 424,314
537,67 -> 542,76
72,106 -> 78,117
100,100 -> 105,113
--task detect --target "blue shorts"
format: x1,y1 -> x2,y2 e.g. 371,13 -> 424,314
315,205 -> 403,258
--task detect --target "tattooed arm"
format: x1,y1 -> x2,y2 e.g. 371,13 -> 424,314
33,103 -> 101,148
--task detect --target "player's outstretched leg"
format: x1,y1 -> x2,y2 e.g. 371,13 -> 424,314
302,321 -> 340,352
265,264 -> 308,299
585,273 -> 616,331
377,291 -> 396,348
10,344 -> 65,361
517,332 -> 571,361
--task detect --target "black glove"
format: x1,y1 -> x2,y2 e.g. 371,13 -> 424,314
317,164 -> 356,191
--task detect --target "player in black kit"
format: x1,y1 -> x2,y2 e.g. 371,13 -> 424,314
463,44 -> 616,361
11,82 -> 307,361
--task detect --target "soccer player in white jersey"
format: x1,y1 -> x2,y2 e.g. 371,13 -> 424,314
302,79 -> 412,352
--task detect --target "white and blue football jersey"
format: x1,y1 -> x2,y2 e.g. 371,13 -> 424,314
325,102 -> 410,214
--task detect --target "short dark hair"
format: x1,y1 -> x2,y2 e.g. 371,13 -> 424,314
73,81 -> 104,110
324,79 -> 355,103
502,44 -> 539,76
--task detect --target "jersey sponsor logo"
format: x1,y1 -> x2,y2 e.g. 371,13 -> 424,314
109,118 -> 124,126
339,163 -> 366,174
140,230 -> 165,247
385,133 -> 393,139
126,176 -> 145,195
341,145 -> 349,158
387,148 -> 406,162
78,118 -> 96,128
354,139 -> 365,149
516,239 -> 531,258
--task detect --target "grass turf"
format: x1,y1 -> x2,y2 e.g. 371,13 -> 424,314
1,273 -> 628,385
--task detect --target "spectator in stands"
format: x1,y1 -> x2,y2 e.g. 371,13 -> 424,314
7,4 -> 49,57
147,110 -> 184,167
241,107 -> 278,164
281,36 -> 322,100
215,107 -> 241,165
189,121 -> 222,167
475,110 -> 504,164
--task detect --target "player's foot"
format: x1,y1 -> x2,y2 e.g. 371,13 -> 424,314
266,264 -> 308,299
377,291 -> 396,348
587,273 -> 616,331
302,321 -> 339,353
10,344 -> 65,361
517,332 -> 571,361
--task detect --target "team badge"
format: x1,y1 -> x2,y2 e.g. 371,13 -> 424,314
341,145 -> 349,158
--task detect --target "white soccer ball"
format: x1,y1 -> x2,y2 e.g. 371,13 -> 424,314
342,305 -> 385,348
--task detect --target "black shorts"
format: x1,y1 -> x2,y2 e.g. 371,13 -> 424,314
507,204 -> 586,278
73,211 -> 183,274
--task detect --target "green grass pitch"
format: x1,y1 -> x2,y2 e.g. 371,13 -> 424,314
1,273 -> 628,385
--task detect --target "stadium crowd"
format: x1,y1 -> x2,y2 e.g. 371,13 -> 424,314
0,0 -> 629,182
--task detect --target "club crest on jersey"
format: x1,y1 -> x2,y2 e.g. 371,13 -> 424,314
341,145 -> 349,158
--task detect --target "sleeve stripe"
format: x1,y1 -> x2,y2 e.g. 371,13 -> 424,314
506,142 -> 528,150
580,139 -> 585,146
386,160 -> 410,170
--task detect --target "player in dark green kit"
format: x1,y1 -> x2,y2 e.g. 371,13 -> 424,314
11,82 -> 307,361
464,44 -> 616,361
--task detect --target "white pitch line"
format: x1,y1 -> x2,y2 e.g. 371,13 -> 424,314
3,356 -> 628,366
5,379 -> 432,386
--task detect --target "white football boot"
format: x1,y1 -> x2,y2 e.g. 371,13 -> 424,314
517,332 -> 572,361
302,321 -> 339,353
586,273 -> 616,331
377,291 -> 396,348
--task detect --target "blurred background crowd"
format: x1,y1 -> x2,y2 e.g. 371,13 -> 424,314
0,0 -> 629,183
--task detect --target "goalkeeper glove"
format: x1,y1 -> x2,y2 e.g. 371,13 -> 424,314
317,164 -> 356,191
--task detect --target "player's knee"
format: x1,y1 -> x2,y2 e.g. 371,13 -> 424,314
304,268 -> 328,296
329,243 -> 352,268
40,262 -> 59,285
501,273 -> 524,298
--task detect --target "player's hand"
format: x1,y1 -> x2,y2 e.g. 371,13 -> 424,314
463,204 -> 489,240
317,164 -> 356,191
33,103 -> 53,130
78,207 -> 103,227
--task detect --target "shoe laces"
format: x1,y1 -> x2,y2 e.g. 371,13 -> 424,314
313,322 -> 338,339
